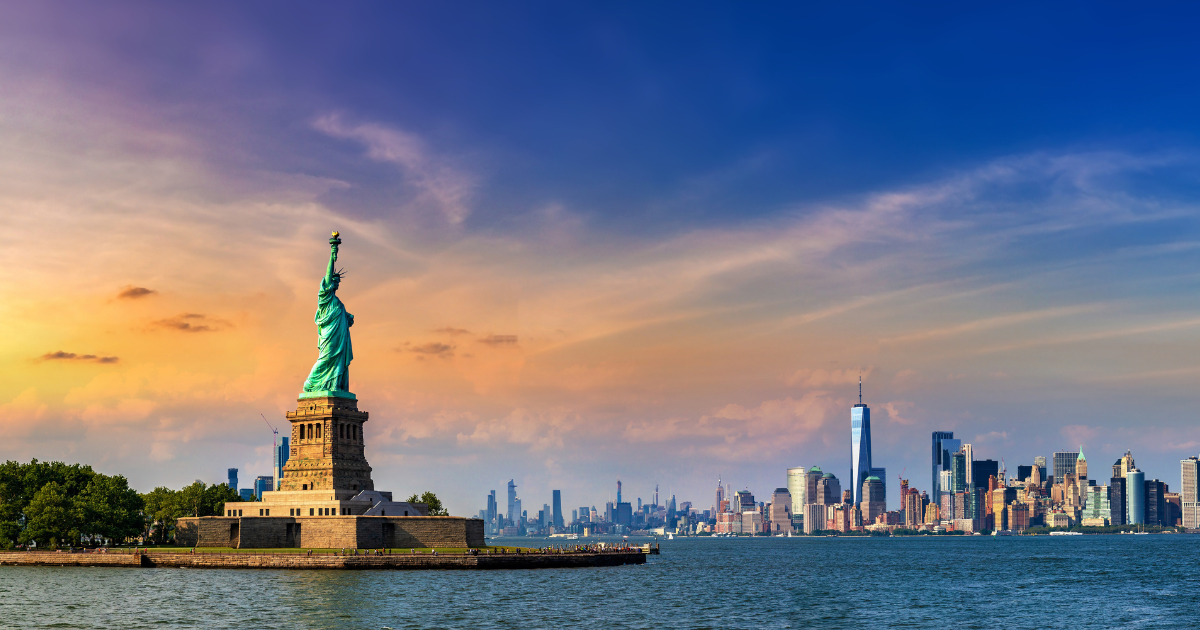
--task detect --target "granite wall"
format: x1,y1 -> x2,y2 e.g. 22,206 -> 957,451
176,516 -> 484,549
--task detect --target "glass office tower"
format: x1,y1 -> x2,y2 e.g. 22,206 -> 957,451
1053,450 -> 1080,485
931,431 -> 954,498
851,377 -> 872,505
273,437 -> 290,491
1127,469 -> 1145,525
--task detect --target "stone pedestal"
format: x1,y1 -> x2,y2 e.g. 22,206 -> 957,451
279,396 -> 373,496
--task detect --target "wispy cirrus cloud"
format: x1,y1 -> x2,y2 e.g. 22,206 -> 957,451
313,113 -> 475,225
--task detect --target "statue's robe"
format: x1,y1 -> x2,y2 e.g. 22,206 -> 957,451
302,274 -> 353,393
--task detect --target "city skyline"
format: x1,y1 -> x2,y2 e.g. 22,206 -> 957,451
6,4 -> 1200,516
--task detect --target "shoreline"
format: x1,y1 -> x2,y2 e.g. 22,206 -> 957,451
0,549 -> 647,570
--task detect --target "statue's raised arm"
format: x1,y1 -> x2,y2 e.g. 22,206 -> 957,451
300,231 -> 356,400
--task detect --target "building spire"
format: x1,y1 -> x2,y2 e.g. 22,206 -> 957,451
858,371 -> 862,404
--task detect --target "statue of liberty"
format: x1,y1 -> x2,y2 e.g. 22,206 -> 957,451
300,231 -> 356,399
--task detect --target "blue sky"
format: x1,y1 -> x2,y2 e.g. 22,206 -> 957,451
3,2 -> 1200,513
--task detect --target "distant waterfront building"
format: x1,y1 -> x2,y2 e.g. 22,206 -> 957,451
933,432 -> 962,501
273,437 -> 289,491
804,503 -> 824,534
1114,451 -> 1136,479
1052,450 -> 1080,486
238,488 -> 255,502
817,473 -> 841,505
786,467 -> 807,515
1082,485 -> 1110,525
972,460 -> 999,491
616,502 -> 633,527
1182,456 -> 1200,529
902,488 -> 922,528
850,375 -> 872,505
552,490 -> 564,530
1109,476 -> 1127,526
770,488 -> 792,534
1007,502 -> 1030,531
487,491 -> 498,532
507,480 -> 518,526
253,475 -> 273,500
931,431 -> 954,499
1126,469 -> 1146,525
228,468 -> 238,489
861,476 -> 885,524
1145,479 -> 1166,526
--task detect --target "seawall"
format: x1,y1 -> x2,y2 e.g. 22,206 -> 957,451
0,550 -> 646,570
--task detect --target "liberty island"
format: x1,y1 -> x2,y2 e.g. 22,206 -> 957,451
175,232 -> 479,549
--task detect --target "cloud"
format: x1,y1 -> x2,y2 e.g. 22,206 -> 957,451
410,342 -> 455,357
786,367 -> 871,388
152,313 -> 227,333
477,334 -> 518,345
39,351 -> 119,364
117,286 -> 156,299
433,327 -> 472,336
313,113 -> 474,224
879,401 -> 918,426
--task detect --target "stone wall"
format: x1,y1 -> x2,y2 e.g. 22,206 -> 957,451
177,516 -> 485,549
0,549 -> 646,570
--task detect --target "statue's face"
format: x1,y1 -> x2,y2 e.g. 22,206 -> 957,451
332,276 -> 341,290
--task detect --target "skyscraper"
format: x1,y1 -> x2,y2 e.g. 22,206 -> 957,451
487,490 -> 498,531
507,479 -> 518,526
861,476 -> 885,524
786,467 -> 807,516
1053,450 -> 1080,485
851,375 -> 872,505
617,480 -> 622,505
716,475 -> 725,514
933,432 -> 961,501
552,490 -> 564,529
1127,469 -> 1145,525
273,437 -> 290,491
254,475 -> 273,500
931,431 -> 954,498
1182,456 -> 1200,529
972,460 -> 999,490
227,468 -> 238,489
1109,475 -> 1127,526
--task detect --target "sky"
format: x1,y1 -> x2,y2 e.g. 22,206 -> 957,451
4,2 -> 1200,515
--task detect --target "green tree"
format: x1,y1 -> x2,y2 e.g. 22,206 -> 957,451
203,483 -> 241,516
178,481 -> 207,517
77,474 -> 145,544
20,482 -> 77,548
405,491 -> 449,516
141,486 -> 182,544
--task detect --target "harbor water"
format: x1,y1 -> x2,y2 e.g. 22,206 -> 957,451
2,535 -> 1197,629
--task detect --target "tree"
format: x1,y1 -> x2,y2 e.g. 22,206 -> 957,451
20,482 -> 76,548
141,487 -> 183,545
203,483 -> 241,517
77,474 -> 144,544
405,491 -> 449,516
179,481 -> 207,518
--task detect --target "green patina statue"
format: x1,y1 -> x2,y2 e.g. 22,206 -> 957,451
300,231 -> 356,400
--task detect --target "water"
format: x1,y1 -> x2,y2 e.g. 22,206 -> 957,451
2,535 -> 1198,629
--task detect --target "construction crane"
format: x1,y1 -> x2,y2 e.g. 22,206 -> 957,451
262,414 -> 280,490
